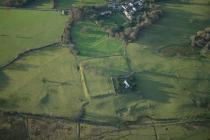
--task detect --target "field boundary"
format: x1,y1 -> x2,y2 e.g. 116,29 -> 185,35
1,109 -> 210,127
81,54 -> 122,62
0,42 -> 60,70
79,55 -> 129,98
79,62 -> 91,100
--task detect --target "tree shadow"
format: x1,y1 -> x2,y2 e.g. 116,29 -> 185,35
23,0 -> 50,8
0,70 -> 9,91
136,73 -> 175,103
84,112 -> 118,125
23,44 -> 59,58
6,63 -> 38,71
42,78 -> 72,86
114,73 -> 175,109
92,93 -> 114,99
136,4 -> 210,52
54,0 -> 80,8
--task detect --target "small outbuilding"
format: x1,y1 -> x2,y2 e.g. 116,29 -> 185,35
124,80 -> 130,89
111,72 -> 136,94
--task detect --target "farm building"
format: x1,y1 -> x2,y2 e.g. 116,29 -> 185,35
121,0 -> 145,20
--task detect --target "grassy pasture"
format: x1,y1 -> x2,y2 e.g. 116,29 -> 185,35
137,3 -> 210,53
0,0 -> 210,137
74,1 -> 210,121
123,2 -> 210,120
0,46 -> 85,117
127,2 -> 210,119
71,20 -> 124,57
80,56 -> 133,122
189,0 -> 210,4
54,0 -> 108,8
81,56 -> 129,98
127,44 -> 210,119
0,9 -> 67,66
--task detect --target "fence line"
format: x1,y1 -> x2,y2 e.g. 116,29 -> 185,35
0,42 -> 60,70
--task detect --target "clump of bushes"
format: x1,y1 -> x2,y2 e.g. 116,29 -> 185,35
123,4 -> 162,42
61,1 -> 162,54
192,97 -> 210,110
82,5 -> 107,20
190,26 -> 210,52
40,94 -> 50,105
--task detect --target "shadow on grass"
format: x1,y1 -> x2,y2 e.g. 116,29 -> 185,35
23,44 -> 59,58
84,112 -> 118,125
6,63 -> 38,71
23,0 -> 50,8
42,78 -> 72,86
136,73 -> 175,103
0,70 -> 9,91
54,0 -> 81,8
136,4 -> 210,52
92,93 -> 114,99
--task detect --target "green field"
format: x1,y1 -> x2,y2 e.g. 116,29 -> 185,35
54,0 -> 108,8
0,9 -> 67,66
81,56 -> 129,102
79,56 -> 130,122
0,0 -> 210,139
0,46 -> 85,117
71,20 -> 124,57
124,2 -> 210,119
82,1 -> 210,122
137,3 -> 210,53
0,0 -> 209,121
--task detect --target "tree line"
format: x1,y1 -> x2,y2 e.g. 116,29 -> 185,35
0,0 -> 54,7
0,0 -> 32,7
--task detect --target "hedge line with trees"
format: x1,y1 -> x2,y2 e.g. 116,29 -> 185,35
0,0 -> 54,7
61,8 -> 82,55
61,0 -> 163,55
105,3 -> 162,43
0,0 -> 33,7
80,1 -> 162,43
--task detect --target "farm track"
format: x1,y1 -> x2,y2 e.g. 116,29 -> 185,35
0,42 -> 60,70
